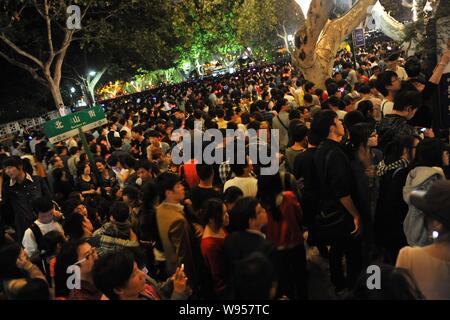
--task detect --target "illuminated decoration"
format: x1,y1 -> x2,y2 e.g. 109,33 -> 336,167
368,1 -> 406,42
97,81 -> 125,100
295,0 -> 312,17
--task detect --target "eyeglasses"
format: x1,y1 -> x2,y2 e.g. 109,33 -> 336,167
74,247 -> 96,265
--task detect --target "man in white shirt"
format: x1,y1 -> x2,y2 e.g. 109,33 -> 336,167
375,70 -> 401,117
22,197 -> 64,259
386,53 -> 409,81
224,160 -> 258,198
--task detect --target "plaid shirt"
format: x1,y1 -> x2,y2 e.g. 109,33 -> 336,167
219,161 -> 232,184
89,234 -> 139,256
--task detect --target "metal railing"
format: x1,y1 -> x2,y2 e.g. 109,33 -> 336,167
0,110 -> 60,137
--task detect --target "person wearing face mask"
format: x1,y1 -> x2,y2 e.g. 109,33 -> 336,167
376,90 -> 422,151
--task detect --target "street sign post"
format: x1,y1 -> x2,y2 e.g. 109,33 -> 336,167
44,105 -> 107,195
44,105 -> 107,144
352,28 -> 365,48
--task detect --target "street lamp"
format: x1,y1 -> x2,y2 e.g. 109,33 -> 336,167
89,70 -> 96,77
70,87 -> 76,93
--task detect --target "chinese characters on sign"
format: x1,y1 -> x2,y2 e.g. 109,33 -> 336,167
44,106 -> 107,144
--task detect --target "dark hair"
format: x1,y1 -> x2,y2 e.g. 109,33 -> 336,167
343,111 -> 365,130
2,156 -> 23,170
76,161 -> 89,177
348,265 -> 424,300
52,167 -> 65,182
327,82 -> 339,96
247,120 -> 260,131
305,82 -> 315,93
155,172 -> 181,201
257,173 -> 283,221
111,137 -> 123,149
14,278 -> 50,300
358,85 -> 371,95
384,135 -> 419,165
229,197 -> 260,231
232,252 -> 274,300
92,249 -> 135,300
135,159 -> 159,176
32,197 -> 54,214
216,108 -> 225,118
41,230 -> 66,257
54,239 -> 89,297
405,56 -> 422,78
196,163 -> 214,181
327,96 -> 342,109
310,110 -> 338,140
348,123 -> 374,152
289,109 -> 301,121
375,71 -> 398,97
62,212 -> 85,241
95,158 -> 106,166
304,94 -> 313,104
131,126 -> 144,135
0,243 -> 23,281
223,186 -> 244,204
123,186 -> 140,202
292,124 -> 308,143
110,201 -> 130,223
357,100 -> 374,120
69,147 -> 79,156
412,138 -> 446,169
202,198 -> 225,229
393,90 -> 422,112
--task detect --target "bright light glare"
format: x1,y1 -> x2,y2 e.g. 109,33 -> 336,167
89,71 -> 96,76
70,87 -> 76,93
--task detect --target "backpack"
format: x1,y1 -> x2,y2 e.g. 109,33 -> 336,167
29,223 -> 52,284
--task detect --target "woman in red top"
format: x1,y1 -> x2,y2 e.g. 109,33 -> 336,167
257,173 -> 308,299
200,198 -> 229,297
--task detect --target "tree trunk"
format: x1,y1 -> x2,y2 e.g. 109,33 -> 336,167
48,81 -> 65,114
292,0 -> 377,88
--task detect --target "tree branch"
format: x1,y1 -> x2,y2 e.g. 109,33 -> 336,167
82,0 -> 94,20
1,2 -> 28,30
328,0 -> 377,39
53,30 -> 74,87
0,51 -> 48,87
43,0 -> 55,57
0,34 -> 44,69
32,0 -> 46,20
293,0 -> 335,64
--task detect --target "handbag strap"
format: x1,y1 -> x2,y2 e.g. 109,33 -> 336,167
276,115 -> 289,131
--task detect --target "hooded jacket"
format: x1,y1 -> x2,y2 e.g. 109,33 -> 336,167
403,166 -> 445,247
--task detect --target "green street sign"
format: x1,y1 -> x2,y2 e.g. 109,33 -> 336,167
44,106 -> 107,144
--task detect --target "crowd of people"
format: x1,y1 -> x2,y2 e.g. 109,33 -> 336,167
1,42 -> 450,300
